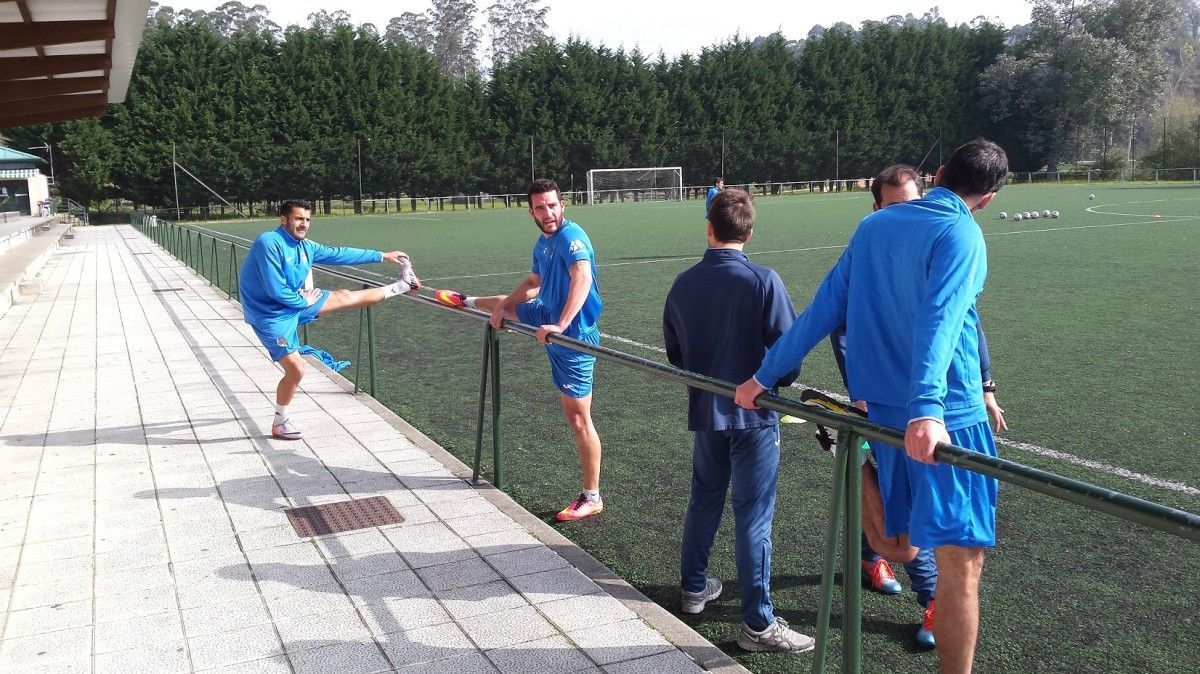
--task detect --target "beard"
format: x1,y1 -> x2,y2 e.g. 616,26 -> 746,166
536,214 -> 563,235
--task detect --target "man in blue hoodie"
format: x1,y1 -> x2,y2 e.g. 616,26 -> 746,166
239,199 -> 418,440
735,139 -> 1008,674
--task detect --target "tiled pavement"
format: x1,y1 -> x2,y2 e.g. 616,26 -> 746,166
0,226 -> 743,674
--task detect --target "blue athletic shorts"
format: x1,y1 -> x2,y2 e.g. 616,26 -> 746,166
251,290 -> 329,361
867,404 -> 998,549
515,299 -> 598,398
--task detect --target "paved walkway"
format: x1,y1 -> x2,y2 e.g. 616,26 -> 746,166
0,226 -> 739,674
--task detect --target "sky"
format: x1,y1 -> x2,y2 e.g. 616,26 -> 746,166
175,1 -> 1034,57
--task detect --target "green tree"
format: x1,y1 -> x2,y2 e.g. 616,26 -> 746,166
57,118 -> 116,207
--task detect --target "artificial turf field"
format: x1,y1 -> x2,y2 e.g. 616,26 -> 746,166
196,182 -> 1199,672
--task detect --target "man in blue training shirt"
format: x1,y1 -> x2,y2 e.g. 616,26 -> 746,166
239,199 -> 418,440
434,179 -> 606,521
663,188 -> 814,653
735,139 -> 1008,674
825,163 -> 1009,651
705,177 -> 724,215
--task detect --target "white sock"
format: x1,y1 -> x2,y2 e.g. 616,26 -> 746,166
273,405 -> 287,424
464,296 -> 477,309
582,489 -> 600,503
382,280 -> 411,298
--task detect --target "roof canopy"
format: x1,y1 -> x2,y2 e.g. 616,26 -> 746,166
0,0 -> 152,129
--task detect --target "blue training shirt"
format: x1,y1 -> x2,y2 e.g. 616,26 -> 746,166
239,225 -> 382,326
531,219 -> 601,337
705,186 -> 720,215
664,248 -> 798,431
754,187 -> 988,430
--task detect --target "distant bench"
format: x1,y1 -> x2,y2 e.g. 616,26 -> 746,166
0,215 -> 75,316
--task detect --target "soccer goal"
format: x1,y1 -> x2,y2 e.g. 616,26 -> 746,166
586,167 -> 683,205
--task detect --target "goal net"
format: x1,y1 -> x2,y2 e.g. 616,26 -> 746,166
586,167 -> 683,205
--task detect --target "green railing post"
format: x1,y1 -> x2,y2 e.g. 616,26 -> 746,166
366,304 -> 377,397
229,244 -> 238,299
490,328 -> 502,488
197,233 -> 206,281
353,307 -> 366,394
811,435 -> 848,674
841,431 -> 863,674
301,322 -> 309,345
211,238 -> 219,288
473,325 -> 493,484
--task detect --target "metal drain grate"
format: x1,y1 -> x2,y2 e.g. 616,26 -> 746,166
284,496 -> 404,537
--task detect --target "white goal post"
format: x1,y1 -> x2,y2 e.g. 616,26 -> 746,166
586,166 -> 683,205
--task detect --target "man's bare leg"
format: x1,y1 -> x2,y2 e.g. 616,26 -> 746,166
276,352 -> 306,407
560,393 -> 601,491
316,287 -> 388,315
933,545 -> 985,674
861,461 -> 919,563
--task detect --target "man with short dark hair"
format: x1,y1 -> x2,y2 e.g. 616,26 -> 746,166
239,199 -> 418,440
736,139 -> 1009,673
705,176 -> 724,215
434,179 -> 606,521
663,188 -> 814,653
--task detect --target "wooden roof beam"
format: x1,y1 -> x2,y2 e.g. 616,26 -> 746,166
0,20 -> 116,49
0,76 -> 108,103
0,104 -> 109,129
0,55 -> 112,80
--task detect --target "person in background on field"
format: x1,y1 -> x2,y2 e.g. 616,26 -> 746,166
434,179 -> 606,522
736,139 -> 1009,674
664,187 -> 815,653
705,176 -> 724,215
239,199 -> 419,440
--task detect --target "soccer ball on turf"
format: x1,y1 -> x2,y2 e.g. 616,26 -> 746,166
1023,211 -> 1031,219
1089,194 -> 1096,200
1051,211 -> 1060,218
1042,210 -> 1051,217
1031,211 -> 1040,219
1013,213 -> 1023,221
998,211 -> 1007,219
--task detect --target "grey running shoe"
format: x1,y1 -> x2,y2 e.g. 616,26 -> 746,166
271,419 -> 302,440
397,258 -> 419,291
680,576 -> 722,614
737,618 -> 816,653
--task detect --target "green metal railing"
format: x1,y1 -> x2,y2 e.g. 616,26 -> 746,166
131,213 -> 1200,674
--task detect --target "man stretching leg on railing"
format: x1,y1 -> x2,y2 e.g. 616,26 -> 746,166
433,179 -> 606,522
735,139 -> 1009,674
239,198 -> 419,440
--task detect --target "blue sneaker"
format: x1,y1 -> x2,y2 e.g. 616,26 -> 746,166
862,559 -> 902,594
916,600 -> 936,649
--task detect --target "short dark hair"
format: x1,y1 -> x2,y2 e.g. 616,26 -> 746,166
708,189 -> 754,243
280,199 -> 313,217
527,178 -> 560,202
941,139 -> 1008,196
870,164 -> 922,205
714,176 -> 724,185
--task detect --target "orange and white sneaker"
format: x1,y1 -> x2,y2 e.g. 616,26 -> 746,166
916,600 -> 936,648
556,493 -> 603,521
862,558 -> 902,594
434,289 -> 467,308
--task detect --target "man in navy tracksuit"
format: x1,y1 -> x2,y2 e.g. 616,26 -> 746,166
663,188 -> 814,653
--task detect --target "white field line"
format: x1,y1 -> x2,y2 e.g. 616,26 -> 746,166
1085,195 -> 1200,218
596,331 -> 1200,497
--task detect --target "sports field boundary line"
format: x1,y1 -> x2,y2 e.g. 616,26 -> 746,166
420,214 -> 1198,284
595,331 -> 1200,498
